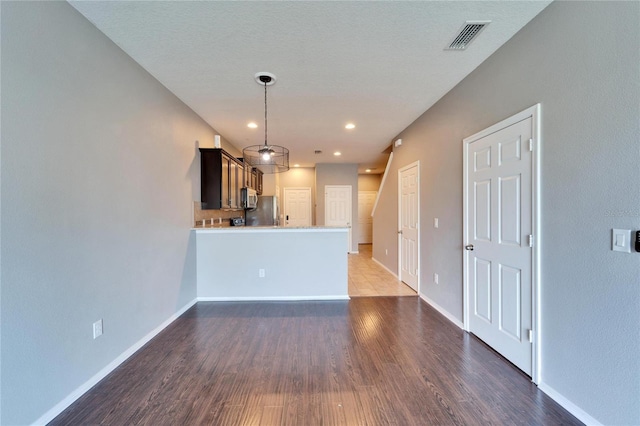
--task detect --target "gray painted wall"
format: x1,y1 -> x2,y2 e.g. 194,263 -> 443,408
372,161 -> 400,272
358,174 -> 382,192
1,2 -> 221,424
373,2 -> 640,424
280,167 -> 316,191
316,163 -> 359,251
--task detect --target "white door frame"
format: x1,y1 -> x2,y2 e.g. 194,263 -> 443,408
283,187 -> 312,227
398,161 -> 420,293
462,104 -> 541,383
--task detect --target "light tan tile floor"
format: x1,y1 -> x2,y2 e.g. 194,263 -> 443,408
349,244 -> 417,297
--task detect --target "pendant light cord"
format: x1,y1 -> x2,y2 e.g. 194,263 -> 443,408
264,81 -> 268,147
244,72 -> 288,173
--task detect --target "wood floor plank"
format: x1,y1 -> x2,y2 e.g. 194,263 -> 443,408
49,297 -> 582,426
258,406 -> 283,426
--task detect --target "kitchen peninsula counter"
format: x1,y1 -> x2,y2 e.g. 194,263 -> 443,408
194,226 -> 349,301
192,225 -> 347,231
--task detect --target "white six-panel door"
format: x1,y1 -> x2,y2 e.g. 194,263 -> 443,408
358,191 -> 377,244
283,187 -> 312,227
399,163 -> 419,291
325,185 -> 352,252
464,114 -> 535,376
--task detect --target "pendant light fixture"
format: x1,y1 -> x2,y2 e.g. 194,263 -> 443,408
243,72 -> 289,174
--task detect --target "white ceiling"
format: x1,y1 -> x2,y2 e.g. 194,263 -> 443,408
70,1 -> 550,173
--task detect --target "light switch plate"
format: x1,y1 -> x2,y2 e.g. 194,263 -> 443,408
612,229 -> 631,253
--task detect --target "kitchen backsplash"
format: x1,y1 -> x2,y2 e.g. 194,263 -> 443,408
193,201 -> 243,227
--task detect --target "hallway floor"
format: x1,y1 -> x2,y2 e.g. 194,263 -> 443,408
348,244 -> 417,297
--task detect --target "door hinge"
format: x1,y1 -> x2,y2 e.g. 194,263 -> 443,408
527,234 -> 534,247
528,138 -> 534,152
527,329 -> 534,343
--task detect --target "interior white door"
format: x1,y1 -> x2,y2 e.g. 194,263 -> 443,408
325,185 -> 352,252
283,188 -> 312,227
357,191 -> 377,244
465,117 -> 533,375
399,163 -> 419,291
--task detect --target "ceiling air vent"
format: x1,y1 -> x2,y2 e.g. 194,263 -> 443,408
446,21 -> 490,50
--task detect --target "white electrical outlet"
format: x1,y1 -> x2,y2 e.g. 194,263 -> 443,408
434,218 -> 439,228
259,268 -> 266,278
93,319 -> 103,339
385,249 -> 388,255
434,273 -> 439,284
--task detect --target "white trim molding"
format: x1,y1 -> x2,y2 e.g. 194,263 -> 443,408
371,256 -> 399,279
538,382 -> 603,426
420,294 -> 464,329
198,296 -> 350,302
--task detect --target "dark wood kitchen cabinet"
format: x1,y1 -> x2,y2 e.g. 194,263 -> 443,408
199,148 -> 244,210
254,168 -> 263,195
240,161 -> 264,195
243,164 -> 253,188
247,167 -> 264,195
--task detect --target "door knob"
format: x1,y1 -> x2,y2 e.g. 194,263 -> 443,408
465,244 -> 474,251
398,230 -> 403,234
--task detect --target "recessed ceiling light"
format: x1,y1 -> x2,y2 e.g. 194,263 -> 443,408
247,122 -> 258,129
345,123 -> 355,130
365,169 -> 371,173
334,151 -> 341,156
294,164 -> 300,167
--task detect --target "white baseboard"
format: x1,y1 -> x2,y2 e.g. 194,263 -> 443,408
419,293 -> 464,329
417,295 -> 601,426
418,293 -> 602,426
28,296 -> 603,426
538,382 -> 602,426
32,298 -> 198,426
371,257 -> 399,279
198,295 -> 350,302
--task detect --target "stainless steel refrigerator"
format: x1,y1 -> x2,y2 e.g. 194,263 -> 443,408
245,196 -> 279,226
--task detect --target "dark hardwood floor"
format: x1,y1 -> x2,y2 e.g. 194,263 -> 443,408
51,298 -> 581,425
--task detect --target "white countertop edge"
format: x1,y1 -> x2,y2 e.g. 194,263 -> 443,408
198,296 -> 350,302
192,226 -> 349,233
